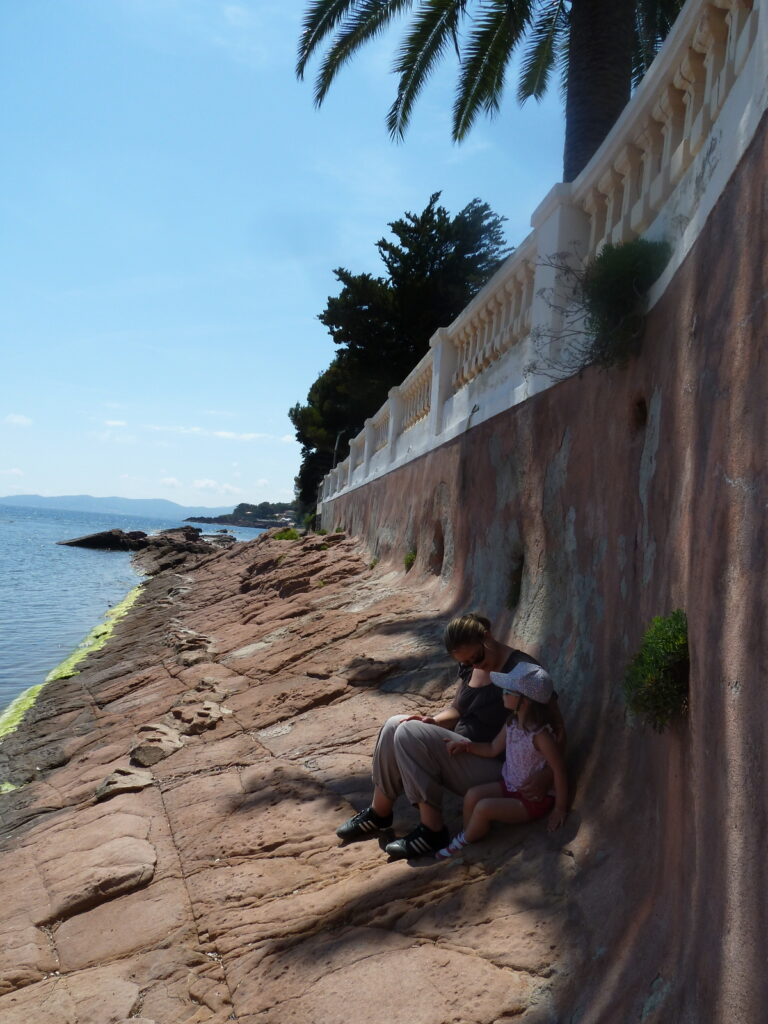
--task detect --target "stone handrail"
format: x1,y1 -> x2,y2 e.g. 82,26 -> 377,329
319,0 -> 766,509
372,407 -> 390,452
399,354 -> 433,432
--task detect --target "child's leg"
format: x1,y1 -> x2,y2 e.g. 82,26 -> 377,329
464,796 -> 530,843
462,782 -> 501,827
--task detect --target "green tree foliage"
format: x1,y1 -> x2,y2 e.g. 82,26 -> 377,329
297,1 -> 683,181
623,609 -> 689,731
289,192 -> 508,509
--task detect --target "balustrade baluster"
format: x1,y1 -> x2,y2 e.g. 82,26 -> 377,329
674,47 -> 707,160
694,5 -> 730,128
651,81 -> 687,203
614,143 -> 643,243
633,116 -> 665,228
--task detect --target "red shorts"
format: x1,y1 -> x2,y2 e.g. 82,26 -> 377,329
498,781 -> 554,820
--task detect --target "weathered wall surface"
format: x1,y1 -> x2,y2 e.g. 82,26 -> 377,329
322,110 -> 768,1021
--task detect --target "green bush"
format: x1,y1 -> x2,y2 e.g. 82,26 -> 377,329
404,550 -> 416,572
582,238 -> 671,368
316,528 -> 328,535
334,527 -> 344,533
274,528 -> 300,541
623,609 -> 689,731
369,557 -> 379,570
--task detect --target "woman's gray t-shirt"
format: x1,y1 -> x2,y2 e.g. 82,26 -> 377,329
451,649 -> 540,742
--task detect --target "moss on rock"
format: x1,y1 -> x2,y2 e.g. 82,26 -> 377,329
0,584 -> 144,742
45,585 -> 143,683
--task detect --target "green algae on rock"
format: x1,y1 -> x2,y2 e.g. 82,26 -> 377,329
0,684 -> 44,740
0,585 -> 144,743
45,585 -> 143,683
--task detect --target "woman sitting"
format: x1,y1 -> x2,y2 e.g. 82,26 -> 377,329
335,612 -> 566,859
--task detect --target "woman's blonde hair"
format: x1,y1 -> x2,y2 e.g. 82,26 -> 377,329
443,612 -> 491,653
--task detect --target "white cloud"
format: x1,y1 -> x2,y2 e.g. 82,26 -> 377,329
146,424 -> 204,435
4,414 -> 32,427
193,478 -> 242,496
92,429 -> 138,445
280,434 -> 298,444
161,476 -> 183,488
104,419 -> 128,427
212,430 -> 268,441
0,467 -> 24,476
145,423 -> 285,443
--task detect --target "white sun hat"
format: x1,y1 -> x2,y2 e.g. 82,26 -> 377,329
490,662 -> 553,704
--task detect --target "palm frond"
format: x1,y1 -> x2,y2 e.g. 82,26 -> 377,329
386,0 -> 469,139
312,0 -> 415,106
297,0 -> 360,78
453,0 -> 534,140
556,20 -> 568,103
517,0 -> 568,103
632,0 -> 684,86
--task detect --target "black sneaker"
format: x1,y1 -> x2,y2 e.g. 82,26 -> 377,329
336,806 -> 393,841
384,824 -> 450,860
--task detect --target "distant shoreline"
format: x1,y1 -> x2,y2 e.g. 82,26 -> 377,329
185,515 -> 284,529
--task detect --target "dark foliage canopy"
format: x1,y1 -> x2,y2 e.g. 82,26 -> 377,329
289,192 -> 508,508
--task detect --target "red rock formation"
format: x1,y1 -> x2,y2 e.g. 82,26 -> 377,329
2,532 -> 572,1023
321,112 -> 768,1021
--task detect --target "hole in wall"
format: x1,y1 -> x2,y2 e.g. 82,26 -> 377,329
631,396 -> 648,432
427,521 -> 445,576
506,551 -> 524,610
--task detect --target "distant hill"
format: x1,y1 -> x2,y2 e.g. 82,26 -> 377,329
0,494 -> 235,519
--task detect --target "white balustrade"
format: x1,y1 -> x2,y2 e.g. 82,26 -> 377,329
372,408 -> 390,451
400,357 -> 432,432
320,0 -> 766,507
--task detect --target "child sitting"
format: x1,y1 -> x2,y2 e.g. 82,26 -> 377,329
436,662 -> 567,858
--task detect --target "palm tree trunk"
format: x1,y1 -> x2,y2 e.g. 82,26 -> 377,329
563,0 -> 636,182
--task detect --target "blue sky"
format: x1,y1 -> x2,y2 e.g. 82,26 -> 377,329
0,0 -> 564,507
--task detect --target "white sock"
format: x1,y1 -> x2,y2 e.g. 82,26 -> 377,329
448,831 -> 469,853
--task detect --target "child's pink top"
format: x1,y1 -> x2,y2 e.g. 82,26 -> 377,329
502,719 -> 551,792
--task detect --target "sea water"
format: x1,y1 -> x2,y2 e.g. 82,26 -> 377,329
0,504 -> 260,716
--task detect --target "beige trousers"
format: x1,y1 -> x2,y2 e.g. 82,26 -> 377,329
371,715 -> 504,810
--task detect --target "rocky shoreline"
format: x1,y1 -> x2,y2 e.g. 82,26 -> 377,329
0,530 -> 581,1023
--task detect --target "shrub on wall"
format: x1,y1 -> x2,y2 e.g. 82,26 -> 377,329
582,238 -> 672,368
527,237 -> 671,379
404,550 -> 417,572
623,609 -> 689,731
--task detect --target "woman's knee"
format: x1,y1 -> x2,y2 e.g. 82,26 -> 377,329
382,714 -> 409,735
393,717 -> 432,754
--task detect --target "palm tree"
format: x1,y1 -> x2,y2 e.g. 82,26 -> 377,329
297,0 -> 683,182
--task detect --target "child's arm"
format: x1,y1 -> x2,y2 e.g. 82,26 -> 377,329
533,729 -> 568,832
445,725 -> 506,758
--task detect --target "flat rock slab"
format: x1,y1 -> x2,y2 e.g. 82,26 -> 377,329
0,532 -> 576,1023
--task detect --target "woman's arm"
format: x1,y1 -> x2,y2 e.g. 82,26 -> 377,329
402,707 -> 460,727
445,724 -> 506,758
534,729 -> 568,831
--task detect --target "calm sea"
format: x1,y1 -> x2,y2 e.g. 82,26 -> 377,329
0,505 -> 261,715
